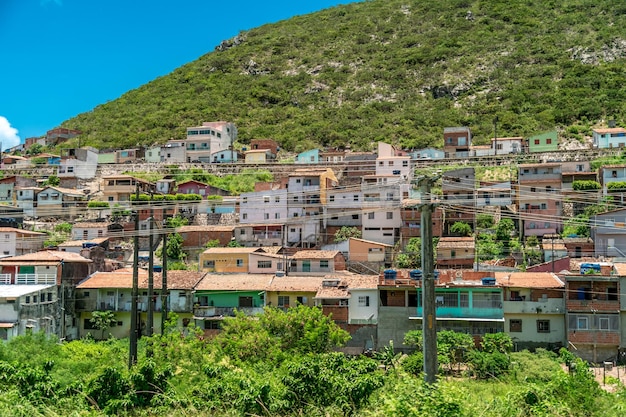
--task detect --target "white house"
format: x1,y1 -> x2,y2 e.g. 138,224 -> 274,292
593,127 -> 626,149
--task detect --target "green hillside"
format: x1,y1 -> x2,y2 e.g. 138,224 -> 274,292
61,0 -> 626,152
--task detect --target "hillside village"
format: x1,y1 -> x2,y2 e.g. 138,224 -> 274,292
4,121 -> 626,363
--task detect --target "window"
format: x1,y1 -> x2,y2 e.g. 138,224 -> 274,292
275,213 -> 280,219
47,293 -> 53,302
264,213 -> 269,220
368,212 -> 375,220
599,317 -> 610,330
534,139 -> 540,145
386,212 -> 393,220
379,161 -> 384,166
242,197 -> 248,204
608,287 -> 618,301
510,319 -> 522,332
25,296 -> 30,304
275,196 -> 280,203
257,260 -> 272,269
320,260 -> 329,269
84,319 -> 96,330
263,196 -> 270,203
293,196 -> 299,202
203,260 -> 215,268
329,195 -> 335,202
537,320 -> 550,333
540,203 -> 547,209
296,179 -> 301,183
353,195 -> 359,201
236,259 -> 244,267
402,160 -> 408,167
352,214 -> 359,220
576,317 -> 588,330
546,139 -> 552,144
278,296 -> 290,307
358,296 -> 370,307
242,213 -> 248,220
612,170 -> 618,178
297,296 -> 307,304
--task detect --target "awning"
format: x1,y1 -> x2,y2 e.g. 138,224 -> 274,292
0,323 -> 15,328
409,316 -> 505,322
193,316 -> 224,321
0,261 -> 59,266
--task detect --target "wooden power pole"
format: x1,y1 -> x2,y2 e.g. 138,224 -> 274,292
129,183 -> 140,368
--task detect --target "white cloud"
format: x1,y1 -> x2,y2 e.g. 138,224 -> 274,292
0,117 -> 21,151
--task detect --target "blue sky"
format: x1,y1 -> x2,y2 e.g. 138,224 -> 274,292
0,0 -> 358,150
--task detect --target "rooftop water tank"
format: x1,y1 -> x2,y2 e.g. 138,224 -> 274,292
384,269 -> 397,280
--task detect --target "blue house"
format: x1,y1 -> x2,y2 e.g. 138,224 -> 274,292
295,149 -> 320,164
411,148 -> 445,160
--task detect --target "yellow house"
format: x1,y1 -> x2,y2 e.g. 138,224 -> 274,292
244,149 -> 273,164
199,247 -> 266,273
265,274 -> 325,309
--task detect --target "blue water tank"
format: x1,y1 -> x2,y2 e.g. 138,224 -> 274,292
409,269 -> 423,280
481,277 -> 496,286
384,269 -> 397,280
153,265 -> 163,273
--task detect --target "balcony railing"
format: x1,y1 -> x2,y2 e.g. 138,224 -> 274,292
0,274 -> 11,284
193,306 -> 264,317
16,274 -> 56,285
503,298 -> 564,314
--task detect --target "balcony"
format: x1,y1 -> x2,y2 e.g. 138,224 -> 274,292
568,330 -> 620,345
503,298 -> 564,314
16,274 -> 56,285
566,299 -> 619,313
193,306 -> 263,317
0,274 -> 11,284
417,305 -> 503,320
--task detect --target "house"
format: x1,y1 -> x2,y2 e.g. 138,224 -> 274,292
185,121 -> 237,163
0,250 -> 93,340
442,168 -> 476,235
375,142 -> 411,179
45,128 -> 81,147
344,152 -> 377,177
592,127 -> 626,149
0,175 -> 37,204
36,186 -> 89,219
314,273 -> 379,350
266,274 -> 324,308
0,284 -> 59,341
561,163 -> 598,215
361,203 -> 402,246
75,268 -> 205,338
0,227 -> 47,257
348,237 -> 393,266
443,126 -> 472,158
499,272 -> 565,351
411,147 -> 445,160
600,165 -> 626,199
114,148 -> 145,164
176,180 -> 230,197
156,178 -> 176,194
58,237 -> 109,254
72,222 -> 108,241
492,136 -> 524,155
15,186 -> 42,217
476,182 -> 512,207
211,148 -> 239,163
234,223 -> 284,247
249,139 -> 279,156
518,163 -> 562,238
102,175 -> 156,204
240,189 -> 288,225
542,237 -> 568,263
591,208 -> 626,257
319,148 -> 346,163
295,149 -> 320,164
244,149 -> 274,163
400,200 -> 444,242
437,237 -> 476,269
159,140 -> 187,164
57,147 -> 99,179
527,131 -> 558,153
325,187 -> 364,245
376,269 -> 420,350
470,145 -> 493,157
249,252 -> 287,274
563,237 -> 594,258
177,225 -> 235,250
199,247 -> 266,273
192,273 -> 271,335
290,250 -> 346,275
563,264 -> 620,362
145,145 -> 162,163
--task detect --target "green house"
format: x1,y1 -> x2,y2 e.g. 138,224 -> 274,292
527,131 -> 558,153
416,283 -> 504,335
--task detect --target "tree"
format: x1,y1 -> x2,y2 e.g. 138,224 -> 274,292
204,239 -> 221,248
90,311 -> 116,339
45,175 -> 60,187
396,237 -> 421,268
476,214 -> 494,229
164,233 -> 185,262
333,226 -> 362,243
450,221 -> 472,237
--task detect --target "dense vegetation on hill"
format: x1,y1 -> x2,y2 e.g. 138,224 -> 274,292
60,0 -> 626,152
1,308 -> 625,416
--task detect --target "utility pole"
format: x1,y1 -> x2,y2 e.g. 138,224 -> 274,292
160,223 -> 168,334
493,116 -> 498,156
129,183 -> 140,368
147,193 -> 154,339
418,175 -> 439,384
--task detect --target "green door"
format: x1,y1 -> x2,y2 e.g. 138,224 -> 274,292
302,260 -> 311,272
